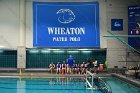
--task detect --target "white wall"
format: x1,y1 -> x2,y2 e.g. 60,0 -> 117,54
0,0 -> 19,49
106,0 -> 140,68
0,0 -> 139,68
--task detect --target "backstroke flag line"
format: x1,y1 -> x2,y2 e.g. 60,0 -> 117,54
33,2 -> 100,48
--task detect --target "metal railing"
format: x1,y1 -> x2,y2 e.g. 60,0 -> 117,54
86,71 -> 97,90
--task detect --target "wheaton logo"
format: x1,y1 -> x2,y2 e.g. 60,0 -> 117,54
56,9 -> 75,24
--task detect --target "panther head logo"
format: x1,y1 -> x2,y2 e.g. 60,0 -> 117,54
56,9 -> 75,24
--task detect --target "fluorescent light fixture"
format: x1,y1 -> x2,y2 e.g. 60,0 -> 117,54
48,49 -> 60,50
81,51 -> 92,53
29,50 -> 39,53
67,51 -> 79,53
0,46 -> 6,48
53,51 -> 65,53
78,49 -> 89,50
41,50 -> 50,53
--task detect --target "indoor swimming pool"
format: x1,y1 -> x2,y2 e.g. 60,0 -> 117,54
0,77 -> 139,93
102,77 -> 140,93
0,78 -> 101,93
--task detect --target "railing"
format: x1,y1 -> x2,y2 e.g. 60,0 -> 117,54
86,71 -> 97,90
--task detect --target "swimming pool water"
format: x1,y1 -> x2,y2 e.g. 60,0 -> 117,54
0,78 -> 101,93
0,77 -> 139,93
102,77 -> 140,93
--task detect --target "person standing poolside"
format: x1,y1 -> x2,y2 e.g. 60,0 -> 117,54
67,55 -> 75,74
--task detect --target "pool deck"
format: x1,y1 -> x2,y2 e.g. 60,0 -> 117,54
0,68 -> 111,78
0,69 -> 139,88
0,72 -> 111,78
112,73 -> 140,88
0,73 -> 84,78
2,68 -> 139,88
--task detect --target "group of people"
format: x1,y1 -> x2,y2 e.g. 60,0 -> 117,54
49,55 -> 98,74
